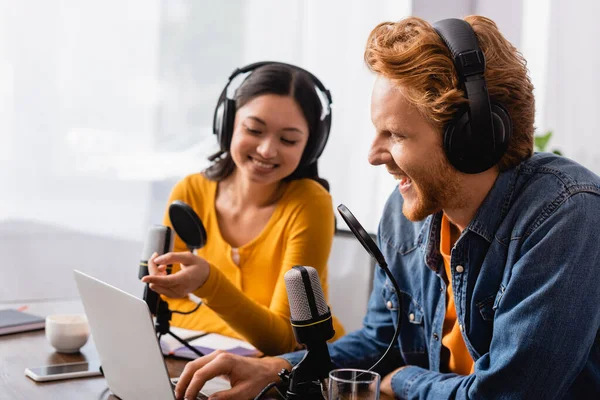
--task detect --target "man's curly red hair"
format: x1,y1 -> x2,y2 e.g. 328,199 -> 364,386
364,16 -> 535,170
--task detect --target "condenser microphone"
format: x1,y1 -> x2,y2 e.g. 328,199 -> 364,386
283,266 -> 334,400
284,266 -> 335,345
138,225 -> 174,315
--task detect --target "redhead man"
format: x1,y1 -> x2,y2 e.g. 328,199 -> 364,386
169,16 -> 600,400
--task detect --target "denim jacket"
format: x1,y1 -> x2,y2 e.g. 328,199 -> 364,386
281,153 -> 600,399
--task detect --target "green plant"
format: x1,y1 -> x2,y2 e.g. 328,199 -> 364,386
534,131 -> 562,155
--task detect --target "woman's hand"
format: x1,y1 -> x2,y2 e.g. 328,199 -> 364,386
141,251 -> 210,298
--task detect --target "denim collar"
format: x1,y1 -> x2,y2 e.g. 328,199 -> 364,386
466,166 -> 519,242
421,165 -> 520,272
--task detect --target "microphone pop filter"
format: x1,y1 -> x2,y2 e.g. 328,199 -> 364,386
337,204 -> 386,268
168,200 -> 207,251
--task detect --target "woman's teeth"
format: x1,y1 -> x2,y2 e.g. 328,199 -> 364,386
252,158 -> 276,169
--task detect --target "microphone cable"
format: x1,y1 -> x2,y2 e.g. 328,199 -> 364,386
363,259 -> 401,374
170,303 -> 201,315
171,293 -> 203,315
253,382 -> 285,400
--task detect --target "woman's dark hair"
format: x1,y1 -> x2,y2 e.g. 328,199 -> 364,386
204,64 -> 330,191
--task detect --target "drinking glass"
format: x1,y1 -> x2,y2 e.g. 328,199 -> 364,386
328,368 -> 381,400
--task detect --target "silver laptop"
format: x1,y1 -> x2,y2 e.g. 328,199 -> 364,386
73,270 -> 230,400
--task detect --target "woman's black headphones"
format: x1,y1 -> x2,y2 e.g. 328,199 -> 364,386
212,61 -> 333,167
433,18 -> 513,174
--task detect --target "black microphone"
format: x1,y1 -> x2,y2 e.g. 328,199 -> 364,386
137,223 -> 206,358
283,265 -> 334,400
138,225 -> 174,315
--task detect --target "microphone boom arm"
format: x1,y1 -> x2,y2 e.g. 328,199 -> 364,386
336,204 -> 402,374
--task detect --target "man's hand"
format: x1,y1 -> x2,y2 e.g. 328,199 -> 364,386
381,366 -> 407,398
141,251 -> 210,298
175,351 -> 292,400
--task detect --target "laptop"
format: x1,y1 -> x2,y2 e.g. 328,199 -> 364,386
73,270 -> 231,400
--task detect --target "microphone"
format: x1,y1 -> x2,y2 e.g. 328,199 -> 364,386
138,225 -> 174,315
137,224 -> 206,357
283,266 -> 334,400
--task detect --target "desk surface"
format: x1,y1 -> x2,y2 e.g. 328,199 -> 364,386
0,298 -> 192,399
1,299 -> 392,400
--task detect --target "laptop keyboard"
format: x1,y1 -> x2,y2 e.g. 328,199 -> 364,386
171,379 -> 208,400
171,378 -> 208,400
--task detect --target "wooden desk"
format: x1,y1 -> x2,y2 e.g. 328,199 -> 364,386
0,299 -> 190,400
1,299 -> 392,399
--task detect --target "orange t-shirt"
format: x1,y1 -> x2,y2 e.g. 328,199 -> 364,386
440,213 -> 474,375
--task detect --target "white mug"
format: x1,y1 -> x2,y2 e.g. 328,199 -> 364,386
45,314 -> 90,353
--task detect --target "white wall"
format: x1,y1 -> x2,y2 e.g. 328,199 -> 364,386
541,0 -> 600,172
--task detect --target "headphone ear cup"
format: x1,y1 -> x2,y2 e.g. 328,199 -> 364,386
490,103 -> 512,157
311,115 -> 332,165
444,104 -> 512,174
298,113 -> 332,167
443,108 -> 470,172
217,99 -> 236,152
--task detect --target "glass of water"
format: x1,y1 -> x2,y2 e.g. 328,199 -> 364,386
328,368 -> 381,400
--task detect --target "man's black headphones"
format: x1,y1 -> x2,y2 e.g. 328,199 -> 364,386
212,61 -> 333,167
433,18 -> 512,174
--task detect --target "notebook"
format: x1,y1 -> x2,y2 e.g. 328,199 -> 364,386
0,309 -> 45,336
160,327 -> 258,359
73,270 -> 231,400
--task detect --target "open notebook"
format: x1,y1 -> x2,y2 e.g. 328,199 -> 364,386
159,326 -> 258,359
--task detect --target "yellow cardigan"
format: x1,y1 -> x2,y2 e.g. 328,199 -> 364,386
163,173 -> 345,355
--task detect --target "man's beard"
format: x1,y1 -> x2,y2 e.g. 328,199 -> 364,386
401,157 -> 461,221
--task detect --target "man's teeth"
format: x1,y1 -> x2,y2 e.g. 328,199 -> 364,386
394,175 -> 411,185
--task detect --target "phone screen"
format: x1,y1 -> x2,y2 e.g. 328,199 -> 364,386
29,360 -> 101,376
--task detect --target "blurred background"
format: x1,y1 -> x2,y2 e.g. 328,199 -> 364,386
1,0 -> 598,332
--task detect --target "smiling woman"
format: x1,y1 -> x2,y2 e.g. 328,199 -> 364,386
228,94 -> 309,189
142,62 -> 345,356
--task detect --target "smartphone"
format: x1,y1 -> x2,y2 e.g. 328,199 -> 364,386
25,360 -> 102,382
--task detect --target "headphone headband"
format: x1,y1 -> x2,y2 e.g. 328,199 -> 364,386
433,18 -> 511,173
212,61 -> 333,167
229,61 -> 333,105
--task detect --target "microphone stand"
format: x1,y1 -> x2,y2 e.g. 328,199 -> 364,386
141,257 -> 204,359
284,340 -> 332,399
154,297 -> 205,358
